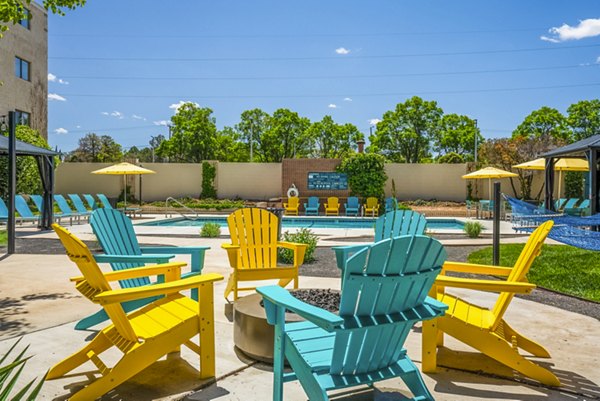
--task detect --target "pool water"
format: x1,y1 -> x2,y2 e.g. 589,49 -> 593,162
139,216 -> 465,230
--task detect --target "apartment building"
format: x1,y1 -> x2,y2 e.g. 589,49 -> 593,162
0,3 -> 48,139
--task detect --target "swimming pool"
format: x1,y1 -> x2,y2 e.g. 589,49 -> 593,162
139,216 -> 465,230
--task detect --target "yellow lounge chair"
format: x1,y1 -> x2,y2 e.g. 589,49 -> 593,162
47,224 -> 223,401
222,208 -> 307,300
364,197 -> 379,217
324,196 -> 340,216
422,220 -> 560,386
283,196 -> 299,215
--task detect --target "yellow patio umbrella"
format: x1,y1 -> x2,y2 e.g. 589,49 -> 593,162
91,162 -> 156,209
462,166 -> 518,199
513,157 -> 588,197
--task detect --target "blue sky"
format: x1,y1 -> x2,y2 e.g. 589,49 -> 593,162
47,0 -> 600,153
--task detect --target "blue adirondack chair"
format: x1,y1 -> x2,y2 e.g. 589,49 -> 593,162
304,196 -> 320,216
96,193 -> 114,209
258,235 -> 447,401
385,196 -> 398,213
333,210 -> 428,269
344,196 -> 359,216
76,208 -> 210,330
68,194 -> 93,216
14,195 -> 40,224
83,194 -> 98,210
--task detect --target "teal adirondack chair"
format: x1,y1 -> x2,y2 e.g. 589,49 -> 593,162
344,196 -> 359,216
258,235 -> 447,401
75,208 -> 210,330
333,210 -> 428,269
304,196 -> 320,215
14,195 -> 40,224
385,196 -> 398,213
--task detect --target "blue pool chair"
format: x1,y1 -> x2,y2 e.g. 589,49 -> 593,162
344,196 -> 359,216
385,197 -> 398,213
304,196 -> 320,216
83,194 -> 98,210
14,195 -> 40,224
68,194 -> 93,217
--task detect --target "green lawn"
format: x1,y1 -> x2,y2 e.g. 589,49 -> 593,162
468,244 -> 600,302
0,230 -> 6,246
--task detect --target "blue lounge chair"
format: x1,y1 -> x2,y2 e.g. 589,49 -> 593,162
559,198 -> 579,211
385,196 -> 398,213
68,194 -> 93,217
257,235 -> 447,401
14,195 -> 40,224
344,196 -> 359,216
304,196 -> 320,216
565,199 -> 590,216
0,198 -> 7,221
54,194 -> 83,224
75,208 -> 210,330
83,194 -> 98,210
96,193 -> 114,209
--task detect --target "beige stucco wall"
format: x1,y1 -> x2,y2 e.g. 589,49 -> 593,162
385,164 -> 469,201
217,163 -> 281,200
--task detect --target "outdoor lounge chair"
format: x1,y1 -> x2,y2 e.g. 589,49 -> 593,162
257,234 -> 448,401
304,196 -> 320,216
422,220 -> 560,386
96,193 -> 114,209
222,208 -> 307,301
558,198 -> 578,211
30,194 -> 65,224
283,196 -> 299,215
565,199 -> 589,216
68,193 -> 93,216
0,197 -> 38,224
324,197 -> 340,216
75,208 -> 210,330
83,193 -> 98,210
14,195 -> 40,224
54,194 -> 85,224
48,223 -> 223,401
344,196 -> 359,216
97,192 -> 141,217
364,196 -> 379,217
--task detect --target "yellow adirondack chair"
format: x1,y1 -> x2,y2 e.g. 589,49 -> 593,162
222,208 -> 307,300
324,197 -> 340,216
422,220 -> 560,386
283,196 -> 299,215
364,197 -> 379,217
48,224 -> 223,401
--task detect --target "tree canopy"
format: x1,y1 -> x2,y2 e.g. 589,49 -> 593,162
1,0 -> 86,35
512,106 -> 570,141
66,133 -> 122,162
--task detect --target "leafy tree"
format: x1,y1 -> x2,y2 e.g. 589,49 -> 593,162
307,116 -> 363,158
567,99 -> 600,141
370,96 -> 443,163
123,146 -> 154,163
1,0 -> 86,36
434,114 -> 481,161
201,161 -> 217,198
147,134 -> 166,162
437,152 -> 465,164
255,108 -> 311,162
66,133 -> 123,162
215,126 -> 249,162
337,153 -> 387,200
235,108 -> 270,162
512,106 -> 570,141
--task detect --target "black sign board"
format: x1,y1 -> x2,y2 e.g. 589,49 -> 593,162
307,172 -> 348,190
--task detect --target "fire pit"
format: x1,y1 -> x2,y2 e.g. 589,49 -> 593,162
233,289 -> 340,362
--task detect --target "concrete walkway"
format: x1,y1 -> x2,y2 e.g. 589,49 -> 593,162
1,221 -> 597,400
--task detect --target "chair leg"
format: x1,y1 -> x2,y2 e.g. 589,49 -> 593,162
421,320 -> 438,373
47,332 -> 112,379
224,274 -> 236,300
399,358 -> 435,401
277,277 -> 293,288
500,321 -> 551,358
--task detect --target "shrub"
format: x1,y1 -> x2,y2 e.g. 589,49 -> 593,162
337,153 -> 387,200
397,203 -> 412,210
200,222 -> 221,237
279,228 -> 318,264
201,162 -> 217,199
0,338 -> 45,400
463,221 -> 484,238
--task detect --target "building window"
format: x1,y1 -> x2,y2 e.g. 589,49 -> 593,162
19,8 -> 31,29
15,57 -> 30,81
15,111 -> 31,126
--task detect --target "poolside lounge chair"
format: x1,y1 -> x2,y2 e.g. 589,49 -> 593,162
422,220 -> 560,386
283,196 -> 299,215
83,194 -> 98,210
344,196 -> 359,216
258,234 -> 447,401
324,197 -> 340,216
0,197 -> 38,224
68,194 -> 93,216
565,199 -> 589,216
385,196 -> 398,213
48,223 -> 223,401
55,194 -> 86,224
14,195 -> 40,224
96,193 -> 114,209
304,196 -> 320,216
222,208 -> 307,301
97,193 -> 141,217
364,196 -> 379,217
558,198 -> 578,211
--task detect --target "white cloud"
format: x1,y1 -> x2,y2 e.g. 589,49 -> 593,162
76,125 -> 81,128
541,18 -> 600,42
153,120 -> 170,126
328,104 -> 338,109
368,118 -> 381,126
110,111 -> 124,119
54,127 -> 68,135
596,56 -> 600,64
101,111 -> 109,116
47,72 -> 69,84
48,93 -> 66,101
335,47 -> 350,55
169,100 -> 199,112
343,97 -> 353,102
132,114 -> 147,121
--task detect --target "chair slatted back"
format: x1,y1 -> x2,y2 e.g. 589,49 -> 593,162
326,197 -> 339,209
30,195 -> 44,213
68,194 -> 90,214
287,197 -> 299,208
0,198 -> 8,218
97,194 -> 114,209
52,223 -> 138,342
366,197 -> 378,209
83,194 -> 98,210
15,195 -> 36,218
307,197 -> 319,208
374,210 -> 427,242
346,197 -> 359,209
226,208 -> 279,270
491,220 -> 553,328
54,195 -> 74,215
330,235 -> 446,375
90,208 -> 150,288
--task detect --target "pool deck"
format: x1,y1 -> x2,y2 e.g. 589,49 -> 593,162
1,217 -> 593,400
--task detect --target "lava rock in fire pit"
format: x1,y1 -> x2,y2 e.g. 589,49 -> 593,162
260,288 -> 340,314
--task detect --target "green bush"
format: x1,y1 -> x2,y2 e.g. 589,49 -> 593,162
397,203 -> 412,210
279,228 -> 318,264
201,162 -> 217,199
200,222 -> 221,237
463,221 -> 484,238
337,153 -> 387,200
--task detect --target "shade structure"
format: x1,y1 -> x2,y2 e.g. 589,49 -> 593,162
513,158 -> 589,197
91,162 -> 155,209
462,166 -> 518,199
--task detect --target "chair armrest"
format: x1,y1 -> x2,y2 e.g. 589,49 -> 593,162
442,261 -> 513,276
278,241 -> 307,267
70,262 -> 186,283
94,273 -> 224,305
94,253 -> 174,264
257,285 -> 343,332
332,244 -> 369,270
435,275 -> 535,293
221,243 -> 241,268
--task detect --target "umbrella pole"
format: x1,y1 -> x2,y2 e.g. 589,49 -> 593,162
123,174 -> 127,210
557,171 -> 562,200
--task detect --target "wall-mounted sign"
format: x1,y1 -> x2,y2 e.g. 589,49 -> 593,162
307,172 -> 348,190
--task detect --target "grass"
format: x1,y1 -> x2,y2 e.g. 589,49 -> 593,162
0,230 -> 6,245
468,244 -> 600,302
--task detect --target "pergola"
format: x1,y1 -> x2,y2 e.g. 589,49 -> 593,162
542,134 -> 600,215
1,113 -> 57,254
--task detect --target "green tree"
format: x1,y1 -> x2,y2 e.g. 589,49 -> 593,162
512,106 -> 570,141
255,108 -> 311,162
567,99 -> 600,141
66,133 -> 123,162
307,116 -> 363,158
370,96 -> 443,163
235,108 -> 270,162
337,153 -> 387,199
215,126 -> 249,162
1,0 -> 85,36
123,146 -> 154,163
434,114 -> 481,161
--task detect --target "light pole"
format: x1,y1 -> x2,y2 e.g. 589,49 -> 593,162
474,118 -> 478,164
